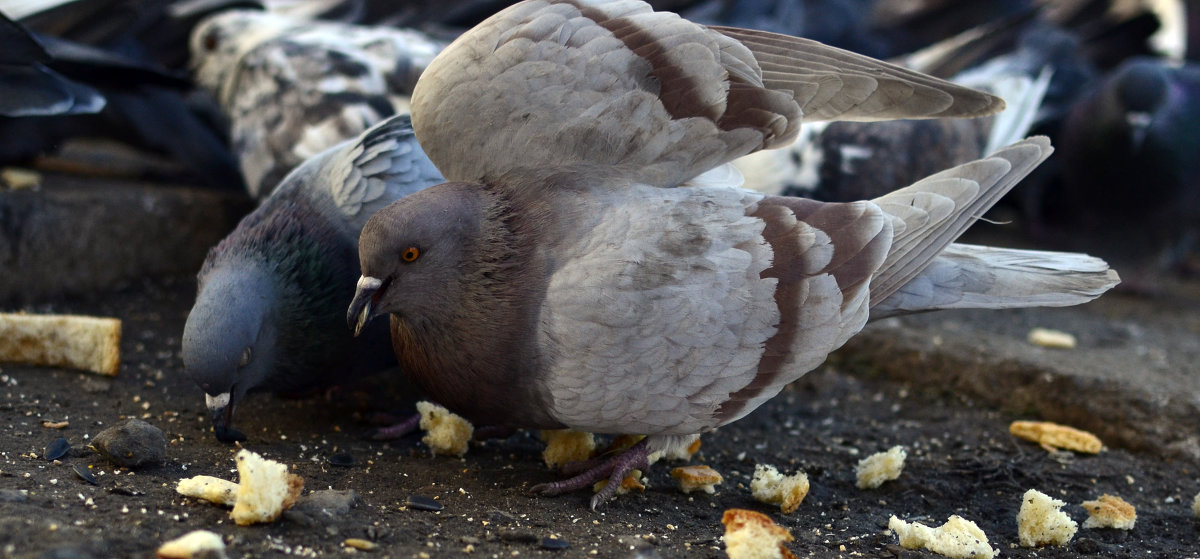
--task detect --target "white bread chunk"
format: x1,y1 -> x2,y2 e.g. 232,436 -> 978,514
1017,489 -> 1077,546
156,530 -> 227,559
175,475 -> 239,506
230,449 -> 303,526
417,401 -> 473,457
1081,494 -> 1136,530
750,464 -> 809,514
541,429 -> 595,468
0,313 -> 121,375
670,465 -> 723,494
722,508 -> 796,559
888,515 -> 995,559
856,446 -> 907,489
1010,421 -> 1102,453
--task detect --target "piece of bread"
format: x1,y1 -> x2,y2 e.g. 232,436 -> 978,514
0,313 -> 121,375
856,446 -> 906,489
1017,489 -> 1077,547
175,475 -> 239,506
721,508 -> 796,559
1081,494 -> 1136,530
230,449 -> 304,526
156,530 -> 227,559
750,464 -> 809,514
541,429 -> 595,468
592,470 -> 645,495
417,401 -> 473,457
1027,327 -> 1077,349
1193,491 -> 1200,518
888,515 -> 995,559
670,465 -> 723,494
1009,420 -> 1102,453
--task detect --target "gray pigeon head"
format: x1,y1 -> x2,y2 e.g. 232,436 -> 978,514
182,263 -> 279,442
348,182 -> 482,333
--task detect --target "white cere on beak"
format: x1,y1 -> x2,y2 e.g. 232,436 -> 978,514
357,275 -> 382,291
206,392 -> 232,411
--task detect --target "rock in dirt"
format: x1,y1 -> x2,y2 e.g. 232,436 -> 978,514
90,419 -> 166,468
285,489 -> 361,526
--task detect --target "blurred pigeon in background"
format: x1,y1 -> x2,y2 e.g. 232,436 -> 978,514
189,9 -> 445,198
347,0 -> 1118,509
182,114 -> 443,443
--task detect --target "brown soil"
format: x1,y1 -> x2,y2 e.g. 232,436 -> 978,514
2,275 -> 1198,559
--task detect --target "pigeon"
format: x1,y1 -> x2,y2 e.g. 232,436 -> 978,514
347,0 -> 1119,509
1056,57 -> 1200,268
182,114 -> 444,443
189,9 -> 445,199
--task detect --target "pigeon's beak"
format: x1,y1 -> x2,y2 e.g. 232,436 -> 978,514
348,275 -> 384,337
1126,111 -> 1152,150
206,392 -> 246,443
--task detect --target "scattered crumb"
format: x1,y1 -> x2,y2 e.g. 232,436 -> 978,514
721,508 -> 796,559
417,401 -> 473,457
230,449 -> 304,526
176,475 -> 239,507
670,465 -> 723,494
750,464 -> 809,514
1027,327 -> 1077,349
156,530 -> 227,559
1017,489 -> 1077,547
0,313 -> 122,375
1,167 -> 40,189
593,470 -> 645,495
855,446 -> 906,489
1194,491 -> 1200,518
344,538 -> 379,551
1082,495 -> 1136,530
541,430 -> 595,468
1009,420 -> 1102,453
888,515 -> 995,559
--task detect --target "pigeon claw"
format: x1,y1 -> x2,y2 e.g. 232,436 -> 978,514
529,438 -> 652,510
364,413 -> 421,440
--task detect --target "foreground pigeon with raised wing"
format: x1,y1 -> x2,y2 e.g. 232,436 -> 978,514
346,0 -> 1119,509
190,10 -> 445,198
183,114 -> 443,442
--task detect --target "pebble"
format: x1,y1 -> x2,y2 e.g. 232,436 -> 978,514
328,452 -> 355,467
90,419 -> 166,468
73,464 -> 98,485
45,437 -> 70,461
292,490 -> 361,516
540,537 -> 570,550
0,489 -> 29,503
407,495 -> 443,511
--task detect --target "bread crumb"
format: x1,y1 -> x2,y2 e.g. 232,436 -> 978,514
1081,494 -> 1136,530
1009,420 -> 1102,453
0,313 -> 121,375
593,470 -> 645,495
855,446 -> 906,489
417,401 -> 473,457
888,515 -> 994,559
1017,489 -> 1077,547
1193,491 -> 1200,518
156,530 -> 227,559
1027,327 -> 1077,349
721,508 -> 796,559
671,465 -> 723,494
750,464 -> 809,514
541,430 -> 595,468
175,475 -> 239,506
230,449 -> 303,526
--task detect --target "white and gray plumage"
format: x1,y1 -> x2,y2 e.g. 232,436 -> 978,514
189,9 -> 445,199
346,0 -> 1119,508
183,114 -> 444,443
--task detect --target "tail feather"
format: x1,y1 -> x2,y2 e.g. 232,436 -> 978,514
870,243 -> 1120,319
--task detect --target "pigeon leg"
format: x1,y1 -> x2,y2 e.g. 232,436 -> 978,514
366,413 -> 421,440
531,438 -> 652,510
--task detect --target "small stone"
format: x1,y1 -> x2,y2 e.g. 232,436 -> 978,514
91,419 -> 166,468
45,437 -> 70,461
0,489 -> 29,503
541,537 -> 570,550
328,452 -> 355,467
406,495 -> 443,511
73,464 -> 98,485
291,489 -> 361,517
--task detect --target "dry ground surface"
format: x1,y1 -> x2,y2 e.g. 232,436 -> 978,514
2,267 -> 1199,559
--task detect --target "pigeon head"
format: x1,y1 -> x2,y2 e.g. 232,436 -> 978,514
182,264 -> 279,443
348,182 -> 485,335
189,10 -> 294,107
1111,60 -> 1169,149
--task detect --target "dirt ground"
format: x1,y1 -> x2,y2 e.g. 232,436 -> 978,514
2,271 -> 1199,559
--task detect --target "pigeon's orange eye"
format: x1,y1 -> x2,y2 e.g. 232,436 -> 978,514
401,247 -> 420,262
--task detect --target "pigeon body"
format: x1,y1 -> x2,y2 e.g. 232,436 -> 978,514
348,0 -> 1118,508
190,9 -> 445,198
183,115 -> 443,442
